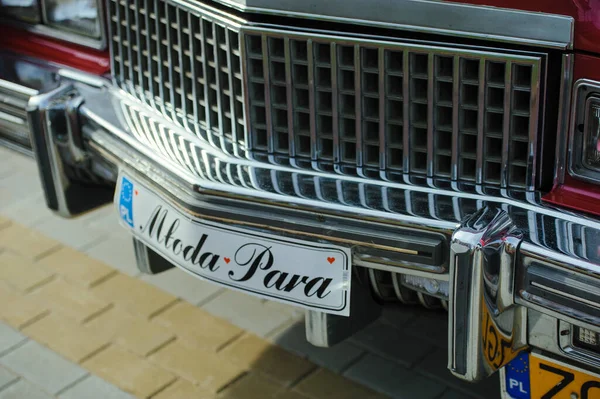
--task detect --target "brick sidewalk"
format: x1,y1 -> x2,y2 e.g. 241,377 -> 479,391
0,216 -> 384,398
0,147 -> 501,398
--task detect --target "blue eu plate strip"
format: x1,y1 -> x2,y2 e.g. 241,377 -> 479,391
119,176 -> 135,228
505,352 -> 531,399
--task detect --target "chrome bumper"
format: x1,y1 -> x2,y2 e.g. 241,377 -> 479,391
2,53 -> 599,383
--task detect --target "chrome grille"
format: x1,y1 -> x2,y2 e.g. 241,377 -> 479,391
109,0 -> 544,190
245,31 -> 542,189
109,0 -> 246,155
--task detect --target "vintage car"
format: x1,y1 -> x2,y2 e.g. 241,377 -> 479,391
1,0 -> 599,397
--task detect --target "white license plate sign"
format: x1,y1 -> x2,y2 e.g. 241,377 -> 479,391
115,172 -> 351,315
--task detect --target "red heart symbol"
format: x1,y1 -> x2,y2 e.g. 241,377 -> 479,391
327,257 -> 335,264
224,257 -> 231,264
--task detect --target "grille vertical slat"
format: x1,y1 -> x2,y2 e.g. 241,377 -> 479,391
284,38 -> 295,158
476,58 -> 486,185
501,61 -> 513,187
198,18 -> 213,143
330,43 -> 340,166
144,0 -> 155,108
211,23 -> 225,153
402,50 -> 410,174
307,40 -> 317,165
451,56 -> 460,181
225,30 -> 238,155
261,35 -> 273,155
110,0 -> 544,191
426,54 -> 434,178
378,48 -> 386,173
176,8 -> 188,131
353,45 -> 362,174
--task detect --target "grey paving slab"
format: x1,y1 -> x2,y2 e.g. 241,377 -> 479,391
0,324 -> 26,356
74,205 -> 121,234
0,341 -> 87,395
141,268 -> 224,305
438,389 -> 474,399
0,379 -> 53,399
415,347 -> 500,399
344,353 -> 447,399
84,233 -> 140,276
0,173 -> 43,209
202,289 -> 302,337
33,216 -> 108,250
0,193 -> 53,227
58,375 -> 135,399
379,305 -> 420,330
271,321 -> 365,373
350,320 -> 435,367
0,367 -> 18,390
404,311 -> 449,349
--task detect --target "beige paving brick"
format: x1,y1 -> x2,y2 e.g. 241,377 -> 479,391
274,390 -> 311,399
0,252 -> 54,292
150,340 -> 245,393
0,216 -> 10,229
0,282 -> 49,328
31,279 -> 110,323
294,368 -> 384,399
92,274 -> 177,318
152,302 -> 242,351
0,223 -> 60,258
153,379 -> 215,399
83,345 -> 176,398
221,334 -> 315,386
23,313 -> 109,363
220,373 -> 284,399
85,306 -> 175,357
36,247 -> 116,288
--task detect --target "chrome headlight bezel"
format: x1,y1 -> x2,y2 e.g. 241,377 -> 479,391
0,0 -> 105,50
42,0 -> 102,40
0,0 -> 42,23
569,80 -> 600,184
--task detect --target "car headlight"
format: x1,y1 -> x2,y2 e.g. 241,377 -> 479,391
0,0 -> 41,23
43,0 -> 101,38
570,83 -> 600,183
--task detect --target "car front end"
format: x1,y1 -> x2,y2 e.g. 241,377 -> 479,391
1,0 -> 599,397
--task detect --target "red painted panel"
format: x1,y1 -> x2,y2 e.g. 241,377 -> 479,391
542,53 -> 600,216
443,0 -> 600,54
0,26 -> 109,75
543,175 -> 600,217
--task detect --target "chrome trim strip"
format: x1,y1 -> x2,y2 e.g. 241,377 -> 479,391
526,64 -> 542,189
531,282 -> 600,311
554,55 -> 574,186
211,0 -> 573,49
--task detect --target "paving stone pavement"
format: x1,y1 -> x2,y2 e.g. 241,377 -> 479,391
0,147 -> 502,398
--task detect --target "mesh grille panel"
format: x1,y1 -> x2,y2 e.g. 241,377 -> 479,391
244,32 -> 542,189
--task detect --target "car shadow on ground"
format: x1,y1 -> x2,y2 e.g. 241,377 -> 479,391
251,304 -> 502,399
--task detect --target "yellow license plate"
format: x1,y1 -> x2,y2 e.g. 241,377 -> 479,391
504,352 -> 600,399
